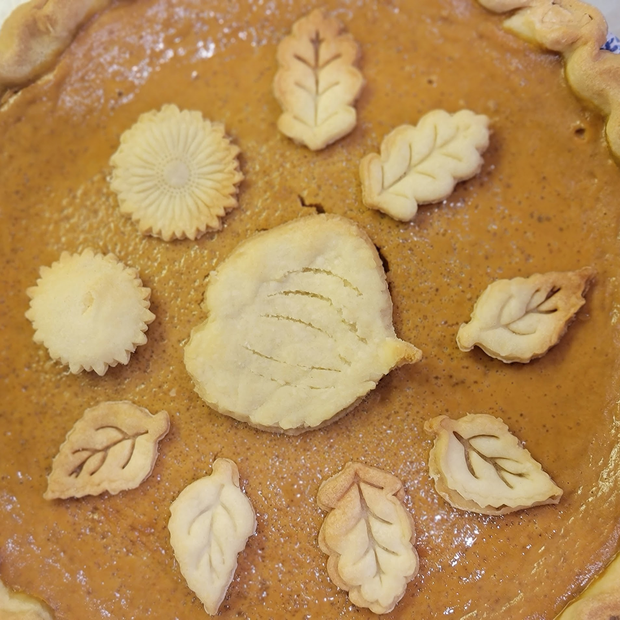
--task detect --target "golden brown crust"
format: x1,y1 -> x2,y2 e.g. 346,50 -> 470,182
477,0 -> 620,161
0,0 -> 111,95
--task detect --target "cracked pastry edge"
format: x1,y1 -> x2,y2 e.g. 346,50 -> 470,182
25,248 -> 155,376
477,0 -> 620,161
0,0 -> 112,99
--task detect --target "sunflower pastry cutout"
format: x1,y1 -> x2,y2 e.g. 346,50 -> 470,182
26,249 -> 155,375
425,413 -> 563,515
110,104 -> 243,241
184,214 -> 422,433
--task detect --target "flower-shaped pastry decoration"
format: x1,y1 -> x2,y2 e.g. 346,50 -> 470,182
110,104 -> 243,241
26,249 -> 155,375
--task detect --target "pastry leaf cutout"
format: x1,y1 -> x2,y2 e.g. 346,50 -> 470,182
425,414 -> 563,515
360,109 -> 490,221
0,577 -> 54,620
457,267 -> 595,363
274,9 -> 364,150
184,214 -> 422,433
44,401 -> 170,500
168,458 -> 256,616
317,462 -> 419,615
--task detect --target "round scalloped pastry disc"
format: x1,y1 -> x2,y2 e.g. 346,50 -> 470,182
110,104 -> 243,241
25,248 -> 155,375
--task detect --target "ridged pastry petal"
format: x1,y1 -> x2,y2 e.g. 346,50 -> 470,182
425,413 -> 563,515
25,248 -> 155,375
184,214 -> 422,433
110,104 -> 243,241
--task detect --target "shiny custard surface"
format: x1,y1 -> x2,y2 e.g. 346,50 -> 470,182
1,0 -> 620,618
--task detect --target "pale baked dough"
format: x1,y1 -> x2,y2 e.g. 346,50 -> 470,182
25,248 -> 155,375
168,458 -> 256,616
317,462 -> 419,615
0,578 -> 53,620
360,110 -> 490,221
0,0 -> 111,97
425,413 -> 563,515
478,0 -> 620,161
556,552 -> 620,618
457,267 -> 595,363
274,9 -> 364,150
44,401 -> 170,500
183,214 -> 422,433
110,104 -> 243,241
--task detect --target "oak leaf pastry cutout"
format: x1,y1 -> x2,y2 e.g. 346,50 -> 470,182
477,0 -> 620,161
0,0 -> 112,99
425,413 -> 563,515
557,551 -> 620,619
274,9 -> 364,151
44,401 -> 170,500
359,110 -> 490,222
317,462 -> 419,615
25,248 -> 155,375
457,267 -> 595,363
110,104 -> 243,241
0,577 -> 54,620
168,458 -> 256,616
184,214 -> 422,433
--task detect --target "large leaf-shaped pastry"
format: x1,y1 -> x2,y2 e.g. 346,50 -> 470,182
168,458 -> 256,616
273,9 -> 364,150
184,214 -> 422,433
359,110 -> 490,221
44,401 -> 170,500
457,267 -> 595,363
317,462 -> 419,615
0,577 -> 53,620
425,414 -> 563,515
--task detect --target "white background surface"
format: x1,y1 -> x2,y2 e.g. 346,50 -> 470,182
589,0 -> 620,35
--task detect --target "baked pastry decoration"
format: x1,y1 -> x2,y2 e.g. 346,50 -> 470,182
557,551 -> 620,619
477,0 -> 620,161
0,577 -> 53,620
317,462 -> 419,615
168,458 -> 256,616
25,248 -> 155,375
274,9 -> 364,150
425,414 -> 563,515
184,214 -> 422,433
457,267 -> 595,363
110,104 -> 243,241
44,401 -> 170,500
359,110 -> 490,222
0,0 -> 111,99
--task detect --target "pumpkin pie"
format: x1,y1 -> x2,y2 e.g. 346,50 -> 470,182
0,0 -> 619,618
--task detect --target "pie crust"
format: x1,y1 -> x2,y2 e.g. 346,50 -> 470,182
0,0 -> 112,99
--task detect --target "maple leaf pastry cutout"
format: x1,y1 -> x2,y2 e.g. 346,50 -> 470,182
317,462 -> 419,614
168,458 -> 256,616
425,413 -> 563,515
274,9 -> 364,150
110,104 -> 243,241
457,267 -> 595,363
44,401 -> 170,500
360,109 -> 490,222
25,248 -> 155,375
183,214 -> 422,433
